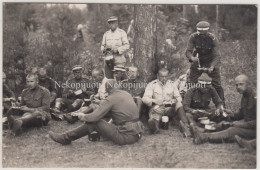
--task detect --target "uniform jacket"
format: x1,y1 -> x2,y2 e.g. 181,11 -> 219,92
142,79 -> 183,110
81,89 -> 144,135
21,85 -> 50,112
183,86 -> 223,113
101,28 -> 130,64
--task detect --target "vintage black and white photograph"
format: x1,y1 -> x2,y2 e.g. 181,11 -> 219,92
2,3 -> 257,168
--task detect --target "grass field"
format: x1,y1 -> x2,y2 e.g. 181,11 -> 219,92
2,39 -> 257,168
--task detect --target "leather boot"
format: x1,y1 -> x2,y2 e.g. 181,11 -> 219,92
20,113 -> 44,127
148,118 -> 159,134
8,115 -> 22,136
49,123 -> 91,145
234,135 -> 256,152
179,120 -> 192,137
177,107 -> 189,125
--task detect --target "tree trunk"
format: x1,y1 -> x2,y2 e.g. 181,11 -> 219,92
133,5 -> 157,83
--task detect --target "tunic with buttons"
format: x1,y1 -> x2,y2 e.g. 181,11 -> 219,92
21,85 -> 51,113
101,28 -> 130,64
183,86 -> 223,113
142,79 -> 183,110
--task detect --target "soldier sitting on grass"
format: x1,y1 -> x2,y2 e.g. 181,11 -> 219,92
191,74 -> 256,144
7,74 -> 51,136
142,68 -> 191,137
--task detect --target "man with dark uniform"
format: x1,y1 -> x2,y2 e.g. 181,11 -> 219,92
101,16 -> 130,79
185,21 -> 225,104
120,66 -> 145,117
191,74 -> 256,144
3,72 -> 16,114
7,74 -> 51,135
49,79 -> 144,145
38,67 -> 57,106
53,65 -> 93,117
183,73 -> 224,129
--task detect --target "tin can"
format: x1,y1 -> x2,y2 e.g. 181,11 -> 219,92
161,116 -> 169,130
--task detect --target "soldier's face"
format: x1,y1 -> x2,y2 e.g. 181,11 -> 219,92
199,86 -> 210,94
158,71 -> 169,85
92,71 -> 103,83
73,70 -> 82,80
235,79 -> 248,94
128,69 -> 138,80
197,29 -> 208,35
26,77 -> 38,90
113,71 -> 123,81
108,21 -> 118,31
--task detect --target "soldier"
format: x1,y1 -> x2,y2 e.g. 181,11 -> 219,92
52,65 -> 93,116
142,68 -> 191,137
120,66 -> 145,117
191,74 -> 256,144
7,74 -> 51,135
183,73 -> 224,130
185,21 -> 225,104
38,68 -> 57,106
101,16 -> 130,79
64,67 -> 108,124
49,79 -> 144,145
174,69 -> 190,99
3,72 -> 16,114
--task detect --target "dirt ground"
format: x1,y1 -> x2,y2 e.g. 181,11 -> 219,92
2,117 -> 256,168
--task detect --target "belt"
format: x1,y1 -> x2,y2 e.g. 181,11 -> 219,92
118,118 -> 140,125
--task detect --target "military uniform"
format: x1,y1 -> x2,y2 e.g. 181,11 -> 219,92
183,86 -> 223,124
56,76 -> 93,112
192,87 -> 256,144
101,27 -> 130,78
174,74 -> 188,99
121,78 -> 145,117
49,89 -> 144,145
39,76 -> 57,105
185,22 -> 225,103
142,79 -> 189,134
8,85 -> 51,135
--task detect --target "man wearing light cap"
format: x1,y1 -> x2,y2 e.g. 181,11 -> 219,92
49,79 -> 144,145
183,73 -> 224,130
52,65 -> 93,117
185,21 -> 225,105
101,16 -> 130,79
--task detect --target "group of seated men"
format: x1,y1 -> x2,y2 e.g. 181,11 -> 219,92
2,64 -> 256,150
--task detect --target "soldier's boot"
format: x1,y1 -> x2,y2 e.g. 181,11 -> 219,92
8,115 -> 22,136
49,123 -> 91,145
186,113 -> 205,136
53,99 -> 62,113
64,113 -> 79,124
67,99 -> 84,112
148,118 -> 159,134
190,125 -> 232,145
179,120 -> 192,138
234,135 -> 256,152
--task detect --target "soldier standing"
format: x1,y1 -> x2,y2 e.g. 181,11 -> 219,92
185,21 -> 225,104
101,16 -> 130,79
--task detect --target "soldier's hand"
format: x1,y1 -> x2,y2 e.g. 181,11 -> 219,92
112,47 -> 119,54
20,106 -> 32,112
191,109 -> 200,115
152,99 -> 163,106
190,57 -> 199,62
214,109 -> 221,116
208,66 -> 214,73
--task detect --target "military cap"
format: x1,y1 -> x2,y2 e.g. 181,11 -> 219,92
196,21 -> 210,31
198,73 -> 212,85
72,65 -> 83,71
112,65 -> 126,72
107,16 -> 118,23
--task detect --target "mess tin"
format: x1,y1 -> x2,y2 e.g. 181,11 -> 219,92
74,89 -> 83,96
88,131 -> 100,142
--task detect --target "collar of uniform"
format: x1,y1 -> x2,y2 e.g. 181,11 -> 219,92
30,85 -> 39,91
110,27 -> 118,33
